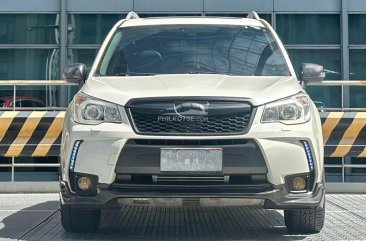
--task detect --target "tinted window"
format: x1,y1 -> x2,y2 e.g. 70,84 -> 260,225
350,50 -> 366,108
10,101 -> 21,108
288,49 -> 341,80
21,100 -> 37,107
0,49 -> 59,80
0,14 -> 58,44
68,49 -> 98,70
350,49 -> 366,80
68,14 -> 125,44
32,101 -> 45,107
276,14 -> 340,44
349,14 -> 366,45
98,25 -> 290,76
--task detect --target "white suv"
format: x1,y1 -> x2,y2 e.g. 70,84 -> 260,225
60,11 -> 325,234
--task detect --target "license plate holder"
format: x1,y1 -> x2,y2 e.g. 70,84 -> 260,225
160,148 -> 223,172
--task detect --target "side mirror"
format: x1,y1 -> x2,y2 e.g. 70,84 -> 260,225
313,101 -> 325,112
63,63 -> 87,87
299,63 -> 325,83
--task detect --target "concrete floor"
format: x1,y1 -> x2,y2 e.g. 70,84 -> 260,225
1,194 -> 366,240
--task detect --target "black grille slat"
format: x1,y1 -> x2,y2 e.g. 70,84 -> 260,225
127,139 -> 249,146
127,99 -> 254,135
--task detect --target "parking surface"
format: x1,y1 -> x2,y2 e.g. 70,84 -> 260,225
1,194 -> 366,240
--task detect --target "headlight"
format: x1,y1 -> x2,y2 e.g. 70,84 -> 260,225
72,93 -> 122,124
261,93 -> 310,125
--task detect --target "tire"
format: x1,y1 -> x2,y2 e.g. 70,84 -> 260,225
284,200 -> 325,234
61,203 -> 101,233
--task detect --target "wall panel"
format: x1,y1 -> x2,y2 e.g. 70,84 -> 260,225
348,0 -> 366,12
204,0 -> 273,12
0,0 -> 59,12
67,0 -> 133,13
134,0 -> 203,12
275,0 -> 341,12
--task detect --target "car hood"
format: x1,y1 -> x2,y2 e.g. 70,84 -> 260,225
81,74 -> 303,106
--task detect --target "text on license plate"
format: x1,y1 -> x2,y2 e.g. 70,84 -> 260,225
160,148 -> 223,172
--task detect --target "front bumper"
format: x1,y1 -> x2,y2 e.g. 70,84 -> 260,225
60,102 -> 324,205
61,108 -> 322,186
60,180 -> 325,210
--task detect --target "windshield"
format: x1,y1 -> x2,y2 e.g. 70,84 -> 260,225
97,24 -> 290,77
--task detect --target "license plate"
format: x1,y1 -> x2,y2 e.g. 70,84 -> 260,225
160,148 -> 223,172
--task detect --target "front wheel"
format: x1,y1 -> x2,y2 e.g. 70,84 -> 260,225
61,203 -> 101,233
284,202 -> 325,234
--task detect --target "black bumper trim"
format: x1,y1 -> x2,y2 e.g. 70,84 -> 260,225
115,139 -> 267,175
60,181 -> 324,210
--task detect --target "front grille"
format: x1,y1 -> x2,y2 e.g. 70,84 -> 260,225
132,114 -> 251,134
126,98 -> 254,135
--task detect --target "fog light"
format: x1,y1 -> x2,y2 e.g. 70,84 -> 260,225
78,177 -> 91,191
292,177 -> 306,191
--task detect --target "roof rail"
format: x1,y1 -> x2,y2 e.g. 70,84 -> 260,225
246,11 -> 260,20
126,11 -> 140,20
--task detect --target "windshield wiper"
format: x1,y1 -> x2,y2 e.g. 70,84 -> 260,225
115,72 -> 158,76
188,70 -> 220,74
187,70 -> 219,74
186,70 -> 236,75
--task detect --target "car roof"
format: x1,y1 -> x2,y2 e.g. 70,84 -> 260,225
120,17 -> 265,28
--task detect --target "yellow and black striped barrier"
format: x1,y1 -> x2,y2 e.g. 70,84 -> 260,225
0,110 -> 366,158
0,111 -> 65,157
320,112 -> 366,158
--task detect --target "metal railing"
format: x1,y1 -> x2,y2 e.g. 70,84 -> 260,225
0,80 -> 76,182
307,80 -> 366,112
0,80 -> 78,111
308,80 -> 366,86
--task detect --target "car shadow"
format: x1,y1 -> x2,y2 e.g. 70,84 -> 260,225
0,200 -> 59,240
